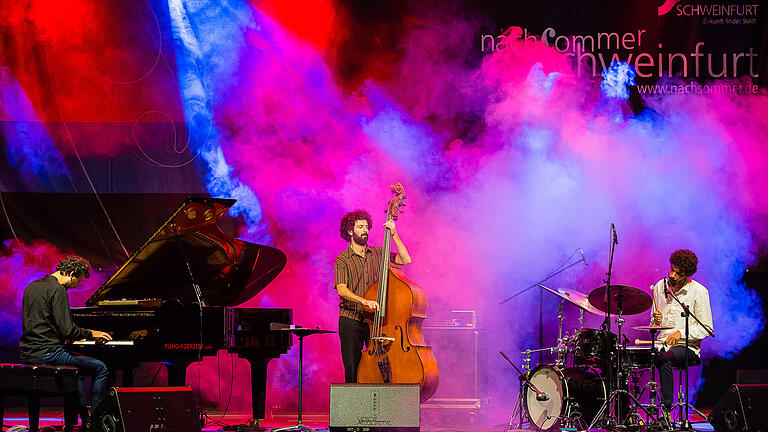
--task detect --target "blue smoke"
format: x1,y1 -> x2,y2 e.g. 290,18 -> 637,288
601,61 -> 636,100
166,0 -> 267,239
0,73 -> 71,192
361,87 -> 449,190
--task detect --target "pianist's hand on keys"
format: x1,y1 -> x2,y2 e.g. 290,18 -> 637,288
91,330 -> 113,341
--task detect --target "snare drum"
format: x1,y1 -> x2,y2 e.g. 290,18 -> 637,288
623,346 -> 652,370
524,364 -> 606,430
573,329 -> 617,366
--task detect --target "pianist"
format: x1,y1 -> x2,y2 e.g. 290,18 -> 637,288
20,255 -> 114,416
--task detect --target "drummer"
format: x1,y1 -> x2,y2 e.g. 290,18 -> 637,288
650,249 -> 714,415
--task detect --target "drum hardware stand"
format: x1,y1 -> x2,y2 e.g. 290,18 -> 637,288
594,223 -> 619,427
500,249 -> 588,364
590,302 -> 657,430
665,283 -> 715,430
588,370 -> 656,431
624,371 -> 646,430
523,349 -> 533,372
503,350 -> 541,430
628,370 -> 644,399
626,372 -> 664,431
638,328 -> 664,426
626,331 -> 666,430
556,301 -> 567,367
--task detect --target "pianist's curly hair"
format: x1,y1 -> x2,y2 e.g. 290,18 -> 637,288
56,255 -> 91,278
340,210 -> 372,242
670,249 -> 697,277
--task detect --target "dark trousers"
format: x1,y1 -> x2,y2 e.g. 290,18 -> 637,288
24,347 -> 109,410
656,345 -> 699,408
339,316 -> 370,383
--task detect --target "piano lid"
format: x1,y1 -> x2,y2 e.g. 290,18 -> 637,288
85,197 -> 287,307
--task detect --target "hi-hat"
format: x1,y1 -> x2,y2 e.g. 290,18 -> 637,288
539,284 -> 604,315
588,284 -> 652,316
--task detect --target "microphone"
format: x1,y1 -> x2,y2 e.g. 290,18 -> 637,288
664,277 -> 670,297
611,223 -> 619,244
580,248 -> 588,266
536,392 -> 550,401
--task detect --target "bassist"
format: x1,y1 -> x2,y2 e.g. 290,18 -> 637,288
333,210 -> 411,383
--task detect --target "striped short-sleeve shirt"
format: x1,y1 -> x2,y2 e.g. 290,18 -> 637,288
334,245 -> 385,321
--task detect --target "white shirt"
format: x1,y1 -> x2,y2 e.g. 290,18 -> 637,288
649,278 -> 714,355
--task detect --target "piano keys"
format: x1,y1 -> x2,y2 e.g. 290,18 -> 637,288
71,197 -> 292,421
69,340 -> 135,346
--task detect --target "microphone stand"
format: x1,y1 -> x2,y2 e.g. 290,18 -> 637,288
589,233 -> 662,432
665,283 -> 714,430
500,249 -> 588,363
601,224 -> 618,425
501,351 -> 547,429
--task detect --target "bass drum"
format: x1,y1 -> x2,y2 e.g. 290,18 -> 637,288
525,364 -> 606,431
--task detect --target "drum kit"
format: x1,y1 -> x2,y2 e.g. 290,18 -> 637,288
508,283 -> 677,431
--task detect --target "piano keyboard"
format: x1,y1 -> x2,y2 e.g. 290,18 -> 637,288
97,299 -> 163,307
70,340 -> 135,346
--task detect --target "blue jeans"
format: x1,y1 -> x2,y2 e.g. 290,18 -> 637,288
24,347 -> 109,410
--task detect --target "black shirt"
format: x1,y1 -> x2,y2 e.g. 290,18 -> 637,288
20,275 -> 91,359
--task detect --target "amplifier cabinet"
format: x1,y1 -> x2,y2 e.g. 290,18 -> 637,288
422,325 -> 487,400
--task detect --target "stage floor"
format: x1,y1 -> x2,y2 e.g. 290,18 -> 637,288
1,407 -> 713,432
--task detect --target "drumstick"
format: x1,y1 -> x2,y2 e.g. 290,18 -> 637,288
635,339 -> 684,346
651,284 -> 660,321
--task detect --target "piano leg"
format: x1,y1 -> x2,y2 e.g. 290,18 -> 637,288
28,392 -> 40,432
121,366 -> 134,386
243,355 -> 272,421
165,362 -> 190,386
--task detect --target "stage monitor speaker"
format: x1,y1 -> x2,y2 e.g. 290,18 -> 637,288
709,384 -> 768,432
329,383 -> 419,432
85,386 -> 200,432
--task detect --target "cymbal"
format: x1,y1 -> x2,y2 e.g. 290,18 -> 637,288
588,284 -> 653,316
633,325 -> 674,332
539,284 -> 604,315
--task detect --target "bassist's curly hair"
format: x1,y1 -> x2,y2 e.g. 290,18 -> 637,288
339,210 -> 372,242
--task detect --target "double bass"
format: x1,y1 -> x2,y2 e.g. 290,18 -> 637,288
356,183 -> 439,401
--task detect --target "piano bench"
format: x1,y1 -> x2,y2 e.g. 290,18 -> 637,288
0,363 -> 80,432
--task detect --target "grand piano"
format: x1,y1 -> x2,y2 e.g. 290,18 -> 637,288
71,197 -> 292,422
